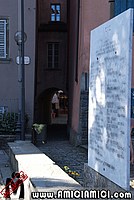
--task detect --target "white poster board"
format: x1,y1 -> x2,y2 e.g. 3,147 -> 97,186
88,9 -> 133,190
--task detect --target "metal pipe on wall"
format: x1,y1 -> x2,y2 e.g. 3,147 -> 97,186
20,0 -> 25,140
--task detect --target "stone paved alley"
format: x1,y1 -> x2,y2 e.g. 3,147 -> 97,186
37,140 -> 88,186
1,137 -> 134,199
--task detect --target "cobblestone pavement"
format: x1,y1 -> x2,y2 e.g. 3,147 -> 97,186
37,140 -> 88,186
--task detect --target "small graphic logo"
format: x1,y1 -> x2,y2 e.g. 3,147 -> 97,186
0,171 -> 28,198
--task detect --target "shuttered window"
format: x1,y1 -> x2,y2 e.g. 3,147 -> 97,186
48,43 -> 59,69
0,19 -> 8,59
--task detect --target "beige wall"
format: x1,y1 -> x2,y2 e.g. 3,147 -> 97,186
0,0 -> 18,109
0,0 -> 36,128
24,0 -> 36,127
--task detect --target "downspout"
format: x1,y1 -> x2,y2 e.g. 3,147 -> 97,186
75,0 -> 80,83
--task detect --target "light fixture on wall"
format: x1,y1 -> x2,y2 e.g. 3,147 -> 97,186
14,31 -> 27,45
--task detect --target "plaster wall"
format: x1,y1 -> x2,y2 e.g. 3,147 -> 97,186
0,0 -> 36,127
71,0 -> 110,136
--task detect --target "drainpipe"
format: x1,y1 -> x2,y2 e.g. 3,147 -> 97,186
21,0 -> 25,140
75,0 -> 80,83
17,0 -> 25,140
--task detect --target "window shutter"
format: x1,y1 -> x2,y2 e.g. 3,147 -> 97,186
115,0 -> 134,15
0,20 -> 6,58
114,0 -> 127,16
121,0 -> 127,12
114,0 -> 134,31
48,43 -> 59,69
127,0 -> 134,8
114,0 -> 121,16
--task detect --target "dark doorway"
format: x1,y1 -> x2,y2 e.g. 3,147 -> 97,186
35,88 -> 69,141
49,90 -> 68,141
47,124 -> 68,141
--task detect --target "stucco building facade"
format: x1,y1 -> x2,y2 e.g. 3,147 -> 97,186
0,0 -> 134,144
0,0 -> 36,132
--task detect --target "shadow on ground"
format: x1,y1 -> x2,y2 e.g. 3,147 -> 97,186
47,124 -> 69,141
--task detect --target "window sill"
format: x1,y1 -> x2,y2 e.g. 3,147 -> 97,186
44,68 -> 62,71
0,58 -> 12,64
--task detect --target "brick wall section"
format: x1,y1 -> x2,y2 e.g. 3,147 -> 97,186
79,90 -> 88,145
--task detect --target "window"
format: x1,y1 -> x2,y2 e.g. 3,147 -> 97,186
0,19 -> 9,59
51,4 -> 61,22
48,43 -> 59,69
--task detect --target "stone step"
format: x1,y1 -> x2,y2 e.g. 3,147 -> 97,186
0,134 -> 31,143
8,141 -> 82,200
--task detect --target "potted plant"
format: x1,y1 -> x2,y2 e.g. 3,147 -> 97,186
32,123 -> 47,144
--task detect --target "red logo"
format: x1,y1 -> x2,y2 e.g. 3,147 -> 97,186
0,171 -> 28,198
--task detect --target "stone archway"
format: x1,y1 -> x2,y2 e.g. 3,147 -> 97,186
35,88 -> 56,124
35,88 -> 69,141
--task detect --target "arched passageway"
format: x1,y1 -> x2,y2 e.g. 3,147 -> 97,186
35,88 -> 69,141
